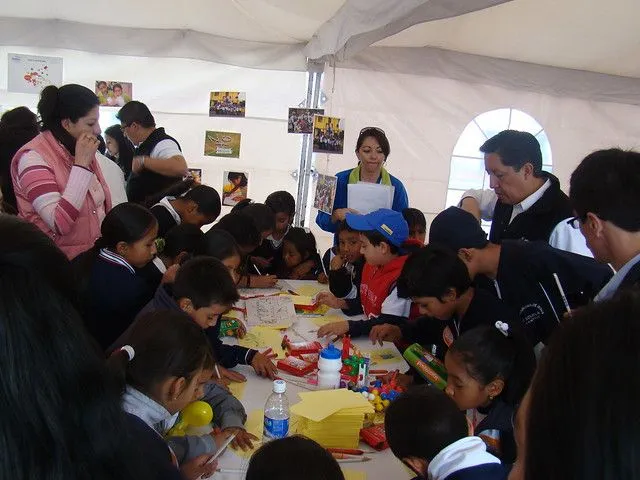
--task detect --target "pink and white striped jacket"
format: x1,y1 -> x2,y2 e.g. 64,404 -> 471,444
11,131 -> 112,259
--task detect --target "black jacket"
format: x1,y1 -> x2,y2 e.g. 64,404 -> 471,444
487,240 -> 613,345
474,400 -> 517,464
324,247 -> 364,316
618,260 -> 640,294
150,203 -> 179,238
489,173 -> 572,244
127,128 -> 183,204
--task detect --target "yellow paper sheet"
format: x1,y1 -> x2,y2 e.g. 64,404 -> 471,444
222,309 -> 243,321
292,389 -> 373,422
231,409 -> 263,459
295,283 -> 329,297
227,381 -> 247,401
311,315 -> 348,328
365,348 -> 403,366
343,470 -> 367,480
238,326 -> 286,359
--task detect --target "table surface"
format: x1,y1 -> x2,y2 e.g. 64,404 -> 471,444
211,280 -> 412,480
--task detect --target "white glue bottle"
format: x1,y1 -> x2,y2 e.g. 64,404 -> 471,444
263,379 -> 290,442
317,344 -> 342,389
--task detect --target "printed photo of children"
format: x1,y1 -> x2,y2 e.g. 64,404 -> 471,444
288,108 -> 325,134
95,81 -> 133,107
312,115 -> 345,154
313,174 -> 338,214
222,171 -> 249,206
209,91 -> 246,117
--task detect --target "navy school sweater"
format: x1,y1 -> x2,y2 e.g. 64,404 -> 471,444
323,247 -> 364,316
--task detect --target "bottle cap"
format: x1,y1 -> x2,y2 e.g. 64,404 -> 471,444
320,344 -> 342,360
273,379 -> 287,394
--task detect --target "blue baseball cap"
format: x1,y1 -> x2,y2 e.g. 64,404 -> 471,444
346,208 -> 409,247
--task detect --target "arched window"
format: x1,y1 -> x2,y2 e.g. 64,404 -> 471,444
446,108 -> 552,210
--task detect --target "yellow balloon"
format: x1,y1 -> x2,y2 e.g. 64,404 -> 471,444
181,401 -> 214,427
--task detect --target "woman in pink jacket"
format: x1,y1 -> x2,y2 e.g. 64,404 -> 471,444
11,84 -> 112,259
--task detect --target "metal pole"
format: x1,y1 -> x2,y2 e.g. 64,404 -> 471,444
294,72 -> 315,226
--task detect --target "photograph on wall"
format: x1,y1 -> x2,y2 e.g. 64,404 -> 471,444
222,171 -> 249,207
313,174 -> 338,214
312,115 -> 345,154
209,91 -> 246,117
288,107 -> 325,134
95,81 -> 133,107
8,53 -> 63,94
187,168 -> 202,184
204,130 -> 241,158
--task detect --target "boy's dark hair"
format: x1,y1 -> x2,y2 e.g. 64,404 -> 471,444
183,185 -> 222,218
385,386 -> 467,462
284,227 -> 317,259
569,148 -> 640,232
525,288 -> 640,480
336,220 -> 357,236
116,100 -> 155,128
362,230 -> 400,255
162,224 -> 207,259
113,310 -> 214,395
356,127 -> 391,159
205,229 -> 241,262
232,201 -> 275,234
480,130 -> 543,176
173,257 -> 239,308
397,244 -> 472,299
210,213 -> 261,251
265,190 -> 296,218
449,324 -> 535,406
247,436 -> 345,480
402,208 -> 426,232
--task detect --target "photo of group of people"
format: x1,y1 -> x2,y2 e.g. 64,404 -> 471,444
95,81 -> 132,107
313,173 -> 338,214
209,91 -> 246,117
312,115 -> 345,154
222,171 -> 249,206
287,108 -> 325,134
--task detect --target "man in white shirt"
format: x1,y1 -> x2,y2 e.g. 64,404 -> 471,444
570,149 -> 640,301
117,101 -> 187,203
459,130 -> 590,256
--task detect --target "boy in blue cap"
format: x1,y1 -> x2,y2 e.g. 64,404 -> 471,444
318,208 -> 415,338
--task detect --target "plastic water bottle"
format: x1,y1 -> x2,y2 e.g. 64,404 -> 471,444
263,379 -> 290,441
317,344 -> 342,389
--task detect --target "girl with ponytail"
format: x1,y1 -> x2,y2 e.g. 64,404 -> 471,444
10,84 -> 114,259
74,202 -> 159,349
444,322 -> 536,463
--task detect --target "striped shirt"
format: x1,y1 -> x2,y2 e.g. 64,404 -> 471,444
15,150 -> 106,235
98,248 -> 135,274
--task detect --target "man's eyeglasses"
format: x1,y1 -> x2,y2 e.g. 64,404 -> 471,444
359,126 -> 386,136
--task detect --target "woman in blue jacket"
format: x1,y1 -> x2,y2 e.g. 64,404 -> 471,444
315,127 -> 409,235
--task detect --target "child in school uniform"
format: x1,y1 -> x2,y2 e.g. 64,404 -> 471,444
317,208 -> 416,339
316,221 -> 365,316
444,324 -> 536,463
73,202 -> 160,349
277,227 -> 322,280
112,311 -> 226,480
385,386 -> 509,480
150,181 -> 221,238
252,190 -> 296,275
138,223 -> 208,290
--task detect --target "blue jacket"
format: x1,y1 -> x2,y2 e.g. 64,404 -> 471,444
315,168 -> 409,234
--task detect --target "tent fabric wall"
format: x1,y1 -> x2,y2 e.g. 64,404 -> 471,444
308,65 -> 640,253
0,46 -> 307,220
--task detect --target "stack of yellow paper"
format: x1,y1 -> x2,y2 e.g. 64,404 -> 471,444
290,389 -> 374,449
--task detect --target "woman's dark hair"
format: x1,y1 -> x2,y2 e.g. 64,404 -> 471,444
112,310 -> 214,395
162,224 -> 207,259
104,124 -> 135,178
38,84 -> 99,155
0,215 -> 150,479
205,229 -> 241,262
265,190 -> 296,217
232,201 -> 275,234
355,127 -> 390,159
211,212 -> 261,251
0,106 -> 39,214
183,185 -> 221,218
284,227 -> 317,260
386,386 -> 467,463
247,436 -> 345,480
227,171 -> 248,187
397,245 -> 472,300
523,289 -> 640,480
173,257 -> 240,309
449,324 -> 535,407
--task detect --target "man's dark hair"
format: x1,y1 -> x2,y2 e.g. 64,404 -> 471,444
480,129 -> 543,176
116,101 -> 155,128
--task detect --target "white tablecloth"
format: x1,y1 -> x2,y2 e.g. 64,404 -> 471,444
212,280 -> 412,480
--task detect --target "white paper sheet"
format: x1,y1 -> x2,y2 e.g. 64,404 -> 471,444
347,183 -> 394,214
244,295 -> 297,328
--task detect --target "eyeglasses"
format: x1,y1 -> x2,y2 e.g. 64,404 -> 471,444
359,127 -> 386,136
567,216 -> 582,229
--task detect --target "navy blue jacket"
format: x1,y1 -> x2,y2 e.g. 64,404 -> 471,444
323,247 -> 364,316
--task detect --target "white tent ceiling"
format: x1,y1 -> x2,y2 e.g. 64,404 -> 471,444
2,0 -> 639,78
